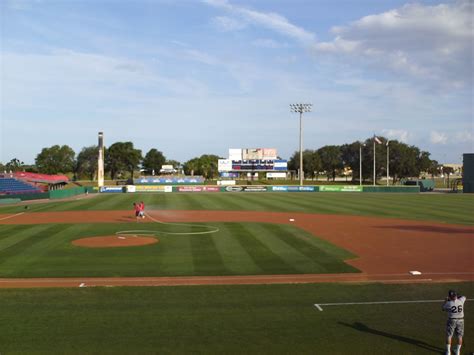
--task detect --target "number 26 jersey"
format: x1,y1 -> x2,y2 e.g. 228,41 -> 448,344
443,296 -> 466,319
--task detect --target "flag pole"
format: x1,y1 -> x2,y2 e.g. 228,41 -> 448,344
359,143 -> 362,186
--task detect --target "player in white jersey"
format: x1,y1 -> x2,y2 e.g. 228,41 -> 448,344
442,290 -> 466,355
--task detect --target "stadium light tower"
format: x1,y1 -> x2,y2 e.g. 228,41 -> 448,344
290,103 -> 312,186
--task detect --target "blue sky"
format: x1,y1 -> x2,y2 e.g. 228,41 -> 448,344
1,0 -> 472,165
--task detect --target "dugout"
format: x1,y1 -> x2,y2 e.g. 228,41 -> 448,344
462,153 -> 474,193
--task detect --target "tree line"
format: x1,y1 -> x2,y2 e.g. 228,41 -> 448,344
287,136 -> 444,183
1,137 -> 447,182
0,142 -> 222,180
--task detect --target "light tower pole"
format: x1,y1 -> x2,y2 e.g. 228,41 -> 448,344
290,103 -> 312,186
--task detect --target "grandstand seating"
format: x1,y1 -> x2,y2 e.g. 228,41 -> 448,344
0,178 -> 42,195
14,172 -> 69,184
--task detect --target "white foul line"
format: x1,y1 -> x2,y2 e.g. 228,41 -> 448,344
0,212 -> 25,221
313,299 -> 474,312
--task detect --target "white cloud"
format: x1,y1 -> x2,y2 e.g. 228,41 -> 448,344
382,129 -> 410,143
430,131 -> 448,145
314,1 -> 473,88
1,49 -> 211,111
212,16 -> 247,32
455,132 -> 474,143
204,0 -> 315,44
183,49 -> 219,65
252,38 -> 287,49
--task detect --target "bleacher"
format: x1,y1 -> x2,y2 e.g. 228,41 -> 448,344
14,172 -> 69,184
0,177 -> 42,195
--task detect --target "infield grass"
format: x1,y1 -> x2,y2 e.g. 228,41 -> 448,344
1,192 -> 472,225
0,222 -> 357,277
1,282 -> 472,354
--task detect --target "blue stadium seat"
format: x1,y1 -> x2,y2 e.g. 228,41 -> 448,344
0,178 -> 42,194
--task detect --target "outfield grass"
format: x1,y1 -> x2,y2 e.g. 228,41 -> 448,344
0,222 -> 357,278
1,282 -> 472,354
1,192 -> 473,225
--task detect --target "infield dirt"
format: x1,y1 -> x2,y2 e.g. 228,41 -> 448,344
0,210 -> 472,287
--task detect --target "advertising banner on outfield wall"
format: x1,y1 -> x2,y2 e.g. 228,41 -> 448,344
319,185 -> 362,192
126,185 -> 136,193
224,186 -> 268,192
135,185 -> 171,192
99,186 -> 124,193
176,186 -> 220,192
271,186 -> 316,192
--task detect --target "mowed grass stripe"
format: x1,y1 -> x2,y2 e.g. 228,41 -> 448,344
268,224 -> 358,273
190,233 -> 226,275
0,224 -> 56,257
250,223 -> 326,273
198,193 -> 246,211
0,224 -> 31,238
1,224 -> 89,277
231,223 -> 298,274
86,194 -> 132,210
0,224 -> 72,275
265,193 -> 359,214
0,225 -> 51,252
158,235 -> 194,274
211,223 -> 261,274
348,195 -> 474,224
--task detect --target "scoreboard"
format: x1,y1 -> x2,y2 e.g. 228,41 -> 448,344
218,159 -> 287,172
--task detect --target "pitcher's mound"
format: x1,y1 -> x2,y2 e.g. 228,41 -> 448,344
72,236 -> 158,248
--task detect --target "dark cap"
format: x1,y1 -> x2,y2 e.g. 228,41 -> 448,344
448,290 -> 457,298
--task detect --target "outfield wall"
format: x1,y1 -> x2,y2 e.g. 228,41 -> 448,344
98,185 -> 420,193
0,186 -> 89,202
50,187 -> 87,199
0,192 -> 49,201
0,185 -> 420,202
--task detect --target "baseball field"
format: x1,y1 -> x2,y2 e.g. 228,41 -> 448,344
0,192 -> 472,353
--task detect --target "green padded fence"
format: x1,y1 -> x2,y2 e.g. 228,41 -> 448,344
0,192 -> 50,201
0,198 -> 22,204
49,187 -> 86,199
362,186 -> 420,193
